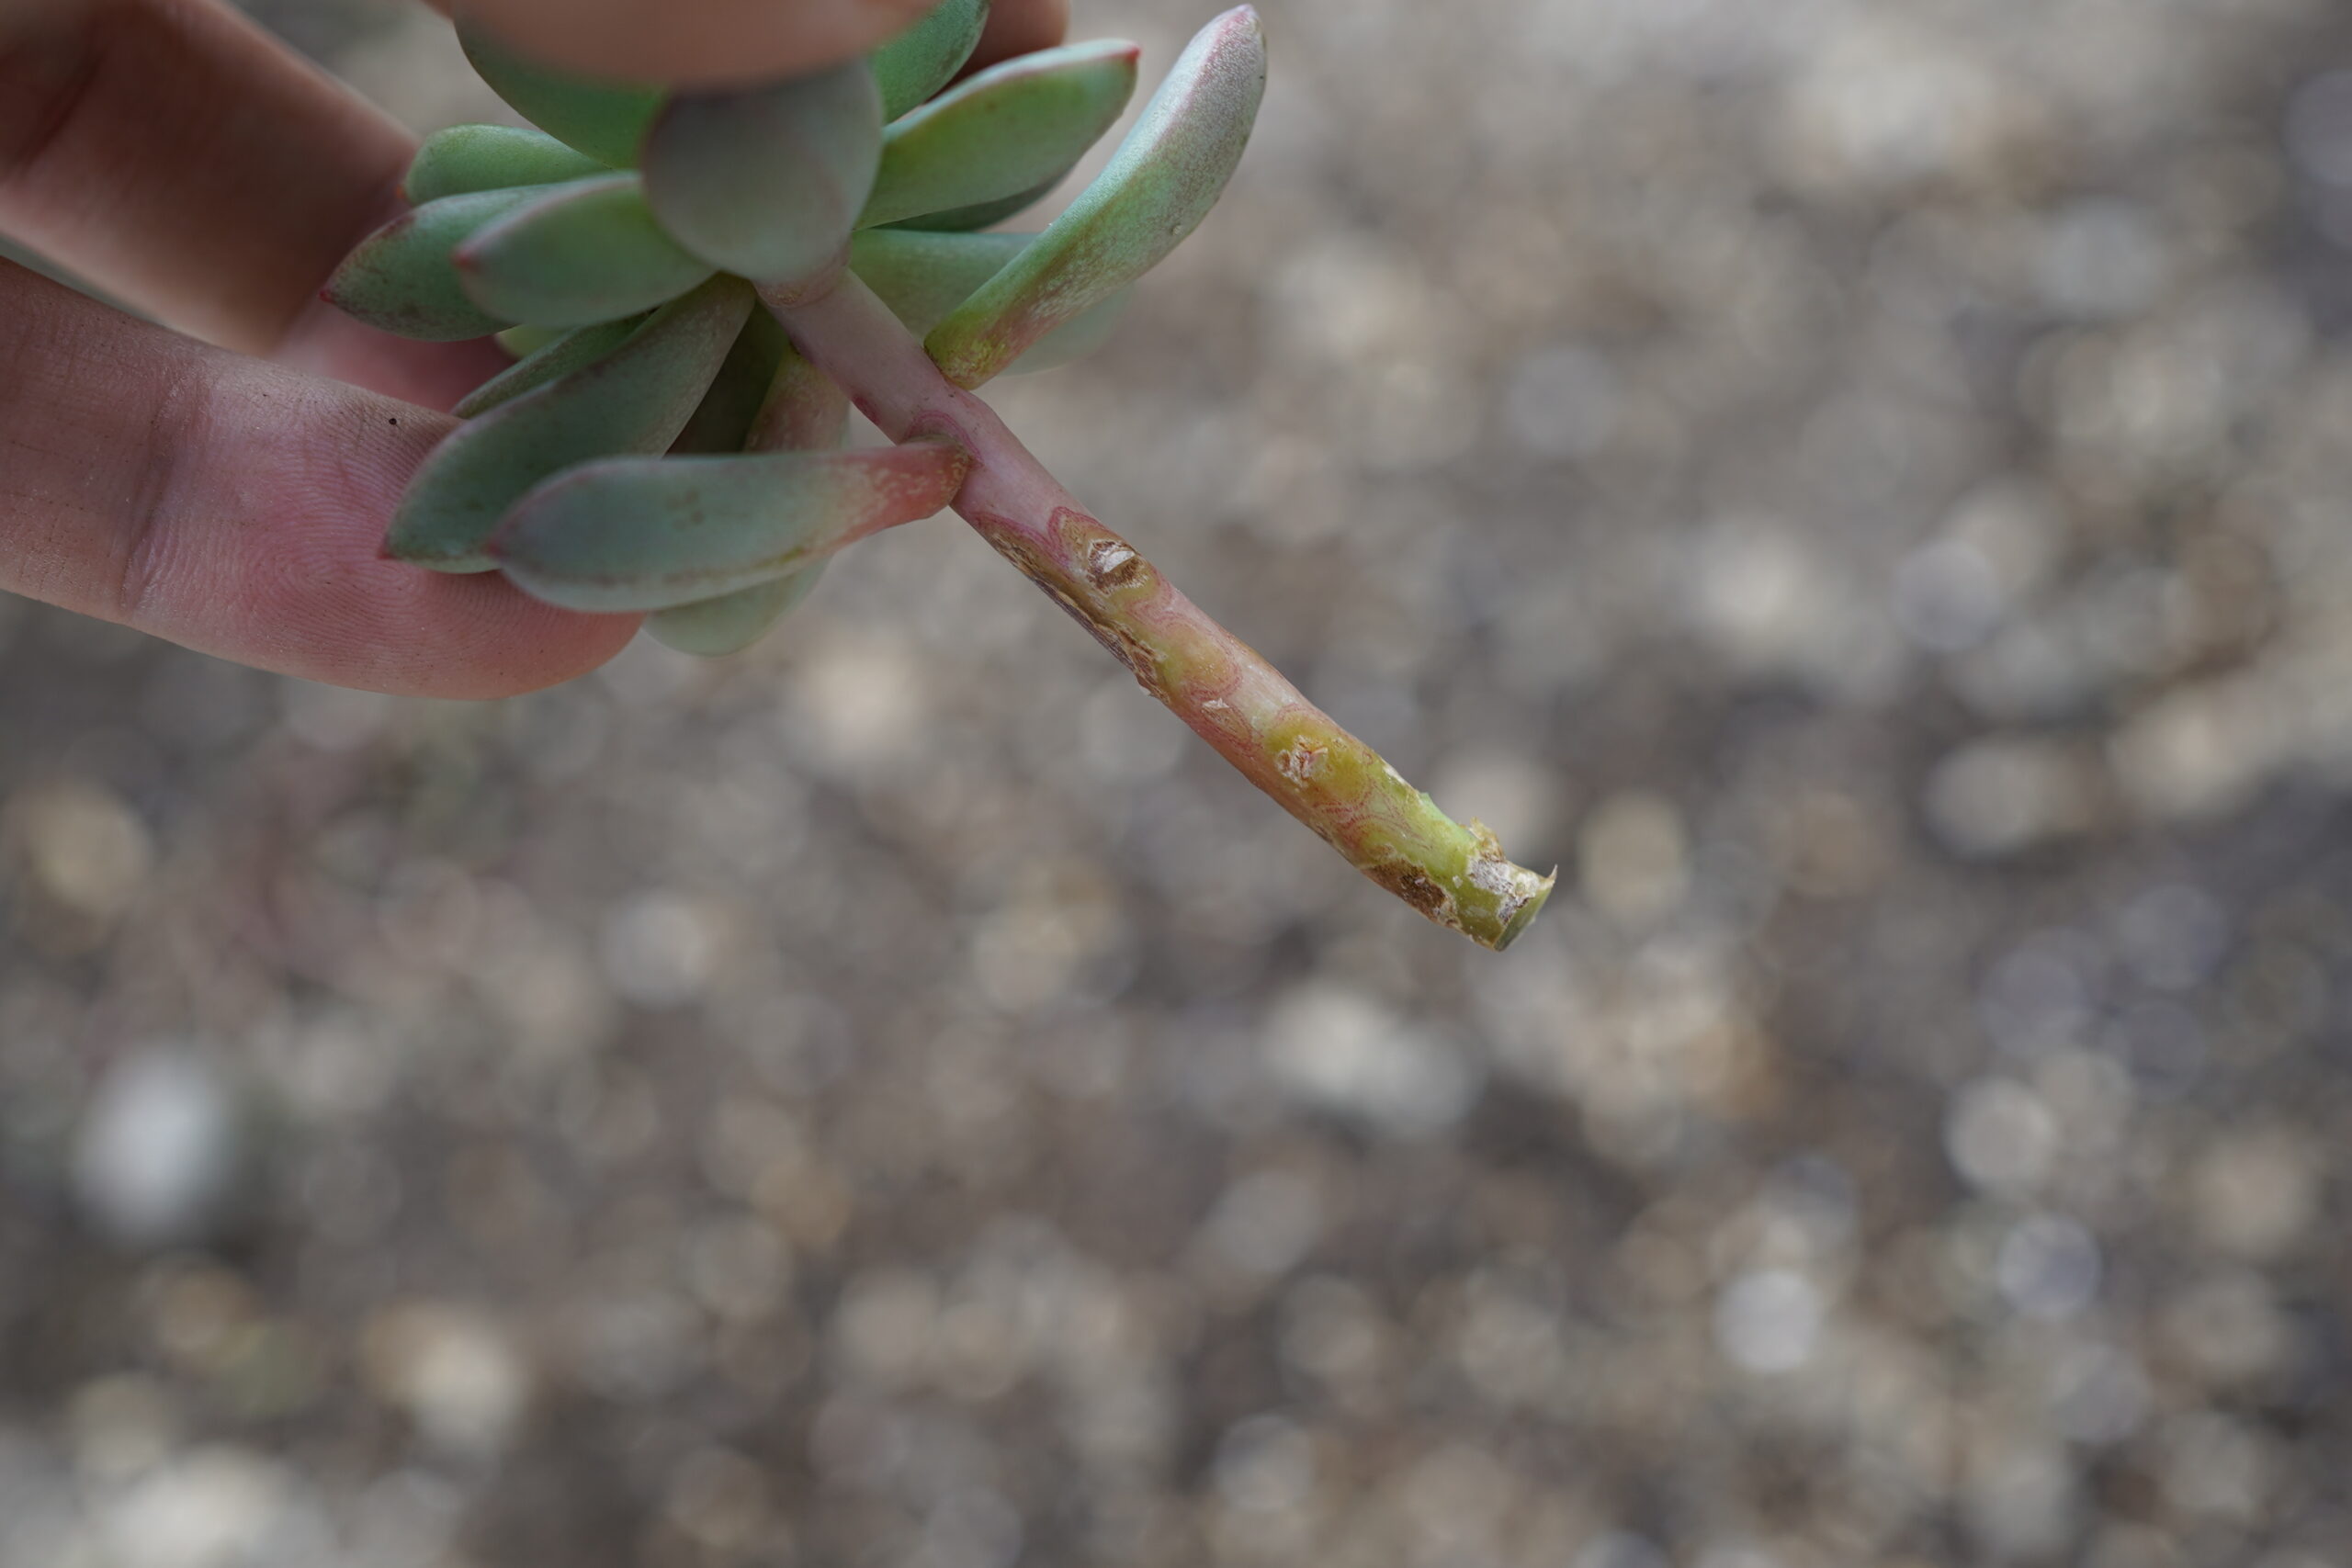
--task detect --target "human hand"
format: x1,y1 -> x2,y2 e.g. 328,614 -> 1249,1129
0,0 -> 1066,697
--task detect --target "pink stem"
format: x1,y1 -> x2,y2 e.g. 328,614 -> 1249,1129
768,276 -> 1553,950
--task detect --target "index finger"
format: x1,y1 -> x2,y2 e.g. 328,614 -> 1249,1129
443,0 -> 1066,87
0,263 -> 639,698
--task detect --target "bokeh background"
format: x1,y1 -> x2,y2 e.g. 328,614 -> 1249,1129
4,0 -> 2350,1563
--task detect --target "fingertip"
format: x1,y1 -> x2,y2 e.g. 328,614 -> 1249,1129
3,266 -> 641,702
968,0 -> 1069,73
276,299 -> 513,413
452,0 -> 935,86
397,574 -> 646,699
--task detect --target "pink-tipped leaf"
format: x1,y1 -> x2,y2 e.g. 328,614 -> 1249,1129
322,187 -> 535,341
849,230 -> 1129,373
647,344 -> 854,655
492,441 -> 970,612
922,6 -> 1265,388
385,276 -> 752,571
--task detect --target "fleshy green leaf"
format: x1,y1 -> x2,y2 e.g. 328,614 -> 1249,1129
386,276 -> 751,571
650,341 -> 852,654
859,40 -> 1138,230
1003,288 -> 1129,374
322,188 -> 534,341
494,323 -> 562,357
744,343 -> 851,455
851,229 -> 1030,333
849,230 -> 1127,372
641,62 -> 882,287
649,350 -> 849,654
646,566 -> 828,656
870,0 -> 989,120
494,441 -> 970,612
458,20 -> 662,167
669,310 -> 790,456
454,174 -> 713,328
925,6 -> 1265,388
402,124 -> 606,203
884,178 -> 1057,233
455,315 -> 645,419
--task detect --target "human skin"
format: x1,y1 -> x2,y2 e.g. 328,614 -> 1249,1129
0,0 -> 1063,697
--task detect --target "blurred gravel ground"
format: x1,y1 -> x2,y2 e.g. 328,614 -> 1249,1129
3,0 -> 2349,1564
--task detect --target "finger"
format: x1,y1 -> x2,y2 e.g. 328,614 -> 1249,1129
1,261 -> 639,698
448,0 -> 1070,87
275,297 -> 515,414
967,0 -> 1067,74
0,0 -> 416,358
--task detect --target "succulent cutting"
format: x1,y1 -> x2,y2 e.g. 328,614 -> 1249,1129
323,0 -> 1554,949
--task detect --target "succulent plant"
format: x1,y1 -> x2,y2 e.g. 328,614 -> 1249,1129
324,2 -> 1555,949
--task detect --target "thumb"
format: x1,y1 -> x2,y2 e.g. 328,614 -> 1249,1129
449,0 -> 936,86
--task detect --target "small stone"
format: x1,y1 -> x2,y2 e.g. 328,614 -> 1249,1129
72,1048 -> 245,1248
1994,1213 -> 2102,1320
598,890 -> 727,1009
1683,519 -> 1845,684
1893,537 -> 2006,652
1198,1168 -> 1324,1279
1924,736 -> 2098,858
1456,1269 -> 1570,1407
1713,1269 -> 1824,1373
682,1215 -> 792,1323
1213,1415 -> 1316,1514
2109,679 -> 2279,822
97,1447 -> 297,1568
2037,201 -> 2168,320
1767,786 -> 1890,899
65,1376 -> 179,1482
13,780 -> 153,923
1976,933 -> 2100,1057
663,1446 -> 772,1552
359,1303 -> 531,1457
830,1268 -> 941,1389
1577,792 -> 1689,928
1278,1278 -> 1388,1394
1963,1436 -> 2076,1558
1505,344 -> 1623,460
1430,750 -> 1561,864
2159,1414 -> 2269,1522
1944,1077 -> 2058,1196
2047,1343 -> 2150,1444
2114,884 -> 2228,991
2188,1128 -> 2319,1259
1262,983 -> 1476,1138
2163,1271 -> 2290,1385
786,632 -> 931,775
